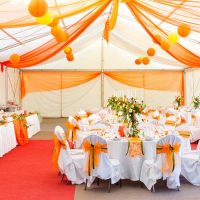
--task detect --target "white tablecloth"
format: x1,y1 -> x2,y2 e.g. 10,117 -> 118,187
0,122 -> 17,157
76,131 -> 157,180
26,114 -> 40,138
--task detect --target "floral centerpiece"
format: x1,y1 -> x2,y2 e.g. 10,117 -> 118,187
107,96 -> 146,137
174,95 -> 184,109
192,96 -> 200,109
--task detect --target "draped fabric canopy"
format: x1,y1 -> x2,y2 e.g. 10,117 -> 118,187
0,0 -> 199,69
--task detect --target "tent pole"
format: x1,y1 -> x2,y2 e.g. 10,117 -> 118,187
184,69 -> 187,106
19,69 -> 22,107
101,37 -> 104,108
5,67 -> 8,104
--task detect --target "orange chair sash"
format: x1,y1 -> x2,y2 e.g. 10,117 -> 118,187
83,140 -> 107,176
66,121 -> 79,142
178,131 -> 191,138
52,135 -> 67,170
156,142 -> 180,174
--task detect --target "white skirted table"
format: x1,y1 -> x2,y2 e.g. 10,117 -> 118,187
0,122 -> 17,157
26,114 -> 40,138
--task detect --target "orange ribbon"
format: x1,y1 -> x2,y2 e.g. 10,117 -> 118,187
66,121 -> 79,142
83,140 -> 107,176
52,134 -> 67,170
156,142 -> 180,174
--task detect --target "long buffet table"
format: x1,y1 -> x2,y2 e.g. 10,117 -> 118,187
0,114 -> 40,157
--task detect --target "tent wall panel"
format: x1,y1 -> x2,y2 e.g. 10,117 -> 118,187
185,69 -> 200,106
0,68 -> 20,105
104,76 -> 178,107
22,91 -> 61,118
21,70 -> 183,117
0,71 -> 6,105
62,77 -> 101,116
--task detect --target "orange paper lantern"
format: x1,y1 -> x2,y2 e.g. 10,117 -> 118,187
28,0 -> 48,17
147,48 -> 156,56
178,24 -> 191,37
64,47 -> 72,54
48,17 -> 59,27
168,32 -> 179,44
51,25 -> 62,36
142,57 -> 150,65
153,34 -> 162,44
66,53 -> 74,62
160,40 -> 171,51
10,54 -> 21,65
55,33 -> 68,42
135,59 -> 141,65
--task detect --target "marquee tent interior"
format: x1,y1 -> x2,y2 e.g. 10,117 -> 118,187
1,1 -> 200,200
0,0 -> 200,117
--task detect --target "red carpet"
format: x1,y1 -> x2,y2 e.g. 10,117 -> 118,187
0,140 -> 75,200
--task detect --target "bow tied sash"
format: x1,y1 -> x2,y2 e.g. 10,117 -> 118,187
156,142 -> 180,174
66,121 -> 79,142
83,140 -> 107,176
52,135 -> 67,170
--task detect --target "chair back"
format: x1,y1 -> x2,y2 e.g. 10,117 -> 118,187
52,126 -> 69,170
156,135 -> 181,177
67,117 -> 79,142
82,134 -> 112,179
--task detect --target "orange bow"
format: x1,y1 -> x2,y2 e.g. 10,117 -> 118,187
83,140 -> 107,176
66,121 -> 79,142
52,135 -> 67,170
156,142 -> 180,174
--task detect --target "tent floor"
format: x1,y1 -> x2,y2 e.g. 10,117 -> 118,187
31,117 -> 67,140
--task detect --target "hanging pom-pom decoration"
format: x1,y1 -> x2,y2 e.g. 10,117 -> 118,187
36,11 -> 53,25
64,47 -> 72,54
10,54 -> 21,65
28,0 -> 48,17
51,25 -> 69,42
160,39 -> 171,51
153,34 -> 162,44
135,59 -> 141,65
167,32 -> 180,44
147,48 -> 156,57
48,16 -> 59,27
66,53 -> 74,62
142,57 -> 150,65
178,24 -> 191,37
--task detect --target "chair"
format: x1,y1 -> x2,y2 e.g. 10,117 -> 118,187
66,116 -> 80,144
140,135 -> 182,192
53,126 -> 85,184
181,150 -> 200,186
82,134 -> 121,192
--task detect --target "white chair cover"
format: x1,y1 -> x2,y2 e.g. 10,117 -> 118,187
175,124 -> 191,153
54,126 -> 85,184
83,134 -> 121,187
140,135 -> 182,190
181,151 -> 200,186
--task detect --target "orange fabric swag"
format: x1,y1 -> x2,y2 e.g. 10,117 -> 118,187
104,71 -> 184,94
21,71 -> 101,98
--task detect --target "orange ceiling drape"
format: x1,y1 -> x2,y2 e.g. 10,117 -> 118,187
21,71 -> 101,98
1,0 -> 111,69
126,2 -> 200,68
0,0 -> 109,28
104,71 -> 184,95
